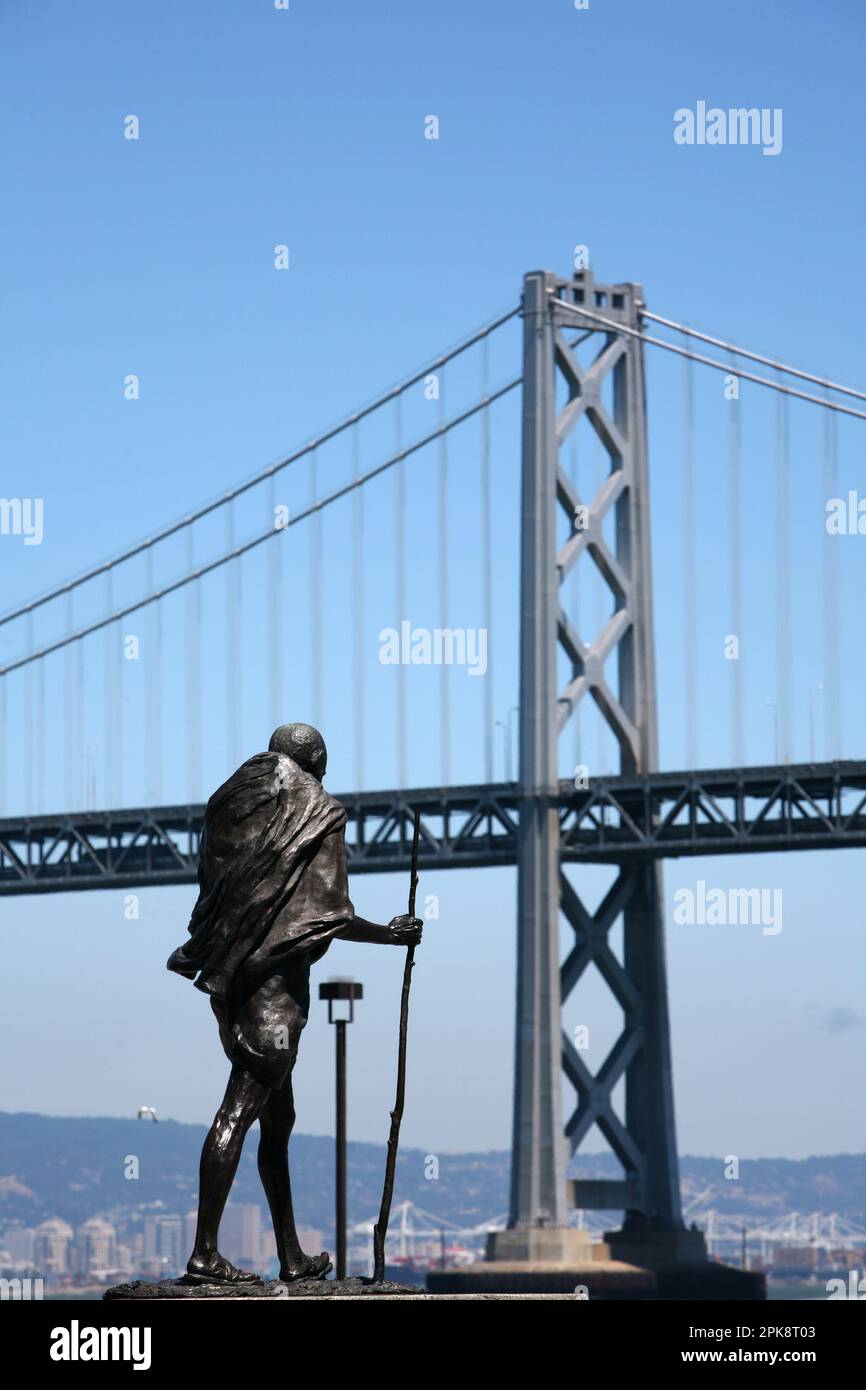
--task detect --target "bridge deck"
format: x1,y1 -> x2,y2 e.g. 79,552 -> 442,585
1,761 -> 865,895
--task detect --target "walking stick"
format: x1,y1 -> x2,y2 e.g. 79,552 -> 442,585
372,807 -> 421,1283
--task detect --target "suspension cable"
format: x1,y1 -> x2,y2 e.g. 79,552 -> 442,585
643,309 -> 866,404
0,305 -> 521,630
553,299 -> 866,421
0,378 -> 521,677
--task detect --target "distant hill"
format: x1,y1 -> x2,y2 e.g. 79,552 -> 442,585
0,1112 -> 863,1237
0,1111 -> 508,1234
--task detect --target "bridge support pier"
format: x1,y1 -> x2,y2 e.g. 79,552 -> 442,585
504,268 -> 566,1233
500,267 -> 696,1264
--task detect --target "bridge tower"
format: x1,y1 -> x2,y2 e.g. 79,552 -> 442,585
498,268 -> 704,1267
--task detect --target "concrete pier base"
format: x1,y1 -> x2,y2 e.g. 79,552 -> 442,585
427,1225 -> 766,1300
485,1227 -> 596,1263
428,1259 -> 654,1299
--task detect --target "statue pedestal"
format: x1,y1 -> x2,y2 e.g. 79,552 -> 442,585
103,1277 -> 423,1300
103,1276 -> 594,1301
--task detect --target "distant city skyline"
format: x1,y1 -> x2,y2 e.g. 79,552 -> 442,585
0,1203 -> 321,1284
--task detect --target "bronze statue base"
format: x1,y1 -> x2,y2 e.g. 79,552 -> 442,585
104,1277 -> 422,1300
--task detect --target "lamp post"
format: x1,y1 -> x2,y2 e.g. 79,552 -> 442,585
319,978 -> 363,1280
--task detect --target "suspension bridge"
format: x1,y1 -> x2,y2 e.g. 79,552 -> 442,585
1,266 -> 864,1265
352,1197 -> 866,1272
350,1196 -> 866,1270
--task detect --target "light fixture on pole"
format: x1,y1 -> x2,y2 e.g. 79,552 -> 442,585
319,977 -> 363,1280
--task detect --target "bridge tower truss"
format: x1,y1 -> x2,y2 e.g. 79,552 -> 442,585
511,268 -> 687,1248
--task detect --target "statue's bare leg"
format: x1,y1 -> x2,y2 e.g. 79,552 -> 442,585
259,1079 -> 331,1280
186,1063 -> 270,1283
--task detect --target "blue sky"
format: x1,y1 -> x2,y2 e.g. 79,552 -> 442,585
0,0 -> 864,1166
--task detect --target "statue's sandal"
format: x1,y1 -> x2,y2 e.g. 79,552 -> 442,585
182,1261 -> 262,1287
280,1252 -> 332,1282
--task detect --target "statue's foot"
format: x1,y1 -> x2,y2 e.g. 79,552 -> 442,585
183,1251 -> 262,1285
279,1251 -> 332,1282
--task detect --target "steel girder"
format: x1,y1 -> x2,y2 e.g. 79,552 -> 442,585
558,761 -> 866,861
2,762 -> 865,895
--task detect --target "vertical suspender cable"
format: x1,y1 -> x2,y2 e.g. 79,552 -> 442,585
0,676 -> 6,814
570,437 -> 581,774
311,449 -> 323,727
226,505 -> 240,772
35,654 -> 45,813
146,548 -> 163,803
64,592 -> 74,808
115,602 -> 123,807
353,422 -> 365,789
187,527 -> 202,802
104,573 -> 114,806
775,390 -> 791,760
438,374 -> 450,785
728,358 -> 744,765
683,338 -> 697,768
595,433 -> 606,774
146,548 -> 155,799
480,338 -> 494,785
25,611 -> 33,813
395,396 -> 407,788
144,548 -> 153,801
822,404 -> 841,757
268,472 -> 283,734
76,636 -> 85,807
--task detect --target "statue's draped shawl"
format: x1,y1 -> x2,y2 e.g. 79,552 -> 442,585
167,752 -> 351,1000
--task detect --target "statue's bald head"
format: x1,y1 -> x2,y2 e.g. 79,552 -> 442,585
268,723 -> 328,782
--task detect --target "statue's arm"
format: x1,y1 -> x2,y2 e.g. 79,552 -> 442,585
339,914 -> 422,946
333,823 -> 422,944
